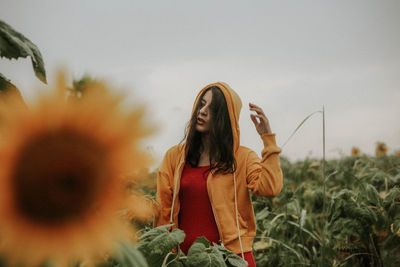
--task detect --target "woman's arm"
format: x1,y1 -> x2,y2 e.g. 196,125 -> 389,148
246,103 -> 283,197
153,148 -> 175,227
246,134 -> 283,196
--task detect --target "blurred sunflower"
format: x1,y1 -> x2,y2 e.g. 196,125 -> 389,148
0,73 -> 153,266
396,150 -> 400,157
375,142 -> 388,156
351,146 -> 360,156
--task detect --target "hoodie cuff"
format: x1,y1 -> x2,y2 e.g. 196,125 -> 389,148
261,133 -> 282,153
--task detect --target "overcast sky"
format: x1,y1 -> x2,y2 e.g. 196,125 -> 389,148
1,0 -> 399,164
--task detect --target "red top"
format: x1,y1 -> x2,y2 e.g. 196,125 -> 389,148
178,164 -> 219,254
178,164 -> 256,267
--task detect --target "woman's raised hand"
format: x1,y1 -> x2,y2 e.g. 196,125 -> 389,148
249,103 -> 272,136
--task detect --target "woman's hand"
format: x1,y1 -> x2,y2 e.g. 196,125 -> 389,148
249,103 -> 272,136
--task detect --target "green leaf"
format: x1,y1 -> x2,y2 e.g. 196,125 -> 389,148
266,237 -> 304,262
193,236 -> 211,248
165,260 -> 186,267
255,207 -> 269,221
139,224 -> 172,243
208,247 -> 226,267
0,20 -> 46,83
97,242 -> 148,267
383,187 -> 400,208
0,73 -> 26,106
116,242 -> 149,267
359,183 -> 382,206
186,242 -> 226,267
214,245 -> 247,267
0,72 -> 16,92
226,256 -> 247,267
186,242 -> 210,266
138,226 -> 185,267
187,242 -> 207,258
287,221 -> 321,244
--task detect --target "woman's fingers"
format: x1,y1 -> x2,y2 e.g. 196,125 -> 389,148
249,103 -> 260,108
249,103 -> 265,116
252,114 -> 269,129
250,113 -> 259,126
249,103 -> 271,135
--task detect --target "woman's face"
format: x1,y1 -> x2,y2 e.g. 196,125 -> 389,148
195,89 -> 212,133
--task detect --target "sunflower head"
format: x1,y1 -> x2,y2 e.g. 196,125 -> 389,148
0,72 -> 154,266
351,146 -> 360,156
376,142 -> 388,156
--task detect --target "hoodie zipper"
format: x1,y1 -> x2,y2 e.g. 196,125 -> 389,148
207,172 -> 224,247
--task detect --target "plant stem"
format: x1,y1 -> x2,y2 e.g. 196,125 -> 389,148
322,105 -> 326,214
321,105 -> 326,266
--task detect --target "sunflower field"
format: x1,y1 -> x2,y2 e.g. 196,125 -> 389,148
251,154 -> 400,267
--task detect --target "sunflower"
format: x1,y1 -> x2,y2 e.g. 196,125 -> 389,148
0,73 -> 153,266
351,146 -> 360,156
375,142 -> 388,156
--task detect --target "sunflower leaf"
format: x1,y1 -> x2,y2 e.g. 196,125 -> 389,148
186,242 -> 209,266
119,242 -> 148,267
255,207 -> 269,221
215,245 -> 248,267
0,72 -> 16,92
185,237 -> 246,267
383,187 -> 400,208
138,226 -> 185,267
0,20 -> 46,84
0,72 -> 26,105
193,236 -> 211,248
186,242 -> 225,267
97,242 -> 148,267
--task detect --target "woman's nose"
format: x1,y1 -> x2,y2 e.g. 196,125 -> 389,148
199,106 -> 208,116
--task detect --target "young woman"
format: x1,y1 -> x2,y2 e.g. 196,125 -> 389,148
154,82 -> 283,266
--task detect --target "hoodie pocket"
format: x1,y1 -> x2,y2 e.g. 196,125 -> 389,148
237,213 -> 249,236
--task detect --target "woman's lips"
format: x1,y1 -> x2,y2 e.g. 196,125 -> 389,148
197,117 -> 205,125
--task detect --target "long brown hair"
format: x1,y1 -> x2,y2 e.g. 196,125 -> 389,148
184,86 -> 236,174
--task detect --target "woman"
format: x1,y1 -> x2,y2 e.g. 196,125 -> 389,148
155,82 -> 283,266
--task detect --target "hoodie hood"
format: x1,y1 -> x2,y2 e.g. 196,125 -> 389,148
190,82 -> 242,152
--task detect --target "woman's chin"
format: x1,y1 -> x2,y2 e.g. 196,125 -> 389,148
195,125 -> 209,133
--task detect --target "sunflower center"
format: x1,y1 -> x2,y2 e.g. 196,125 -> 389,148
13,129 -> 108,225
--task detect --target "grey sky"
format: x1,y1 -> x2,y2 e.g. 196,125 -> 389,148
1,0 -> 399,164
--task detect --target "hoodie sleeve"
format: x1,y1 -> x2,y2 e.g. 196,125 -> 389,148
246,133 -> 283,197
153,147 -> 175,227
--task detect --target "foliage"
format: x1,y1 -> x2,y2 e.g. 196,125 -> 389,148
106,154 -> 398,267
185,236 -> 247,267
98,242 -> 148,267
252,155 -> 400,266
0,20 -> 46,86
113,155 -> 399,267
67,75 -> 97,99
0,73 -> 17,92
0,73 -> 25,104
138,224 -> 185,267
100,225 -> 247,267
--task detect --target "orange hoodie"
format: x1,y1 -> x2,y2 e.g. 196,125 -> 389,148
154,82 -> 283,255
